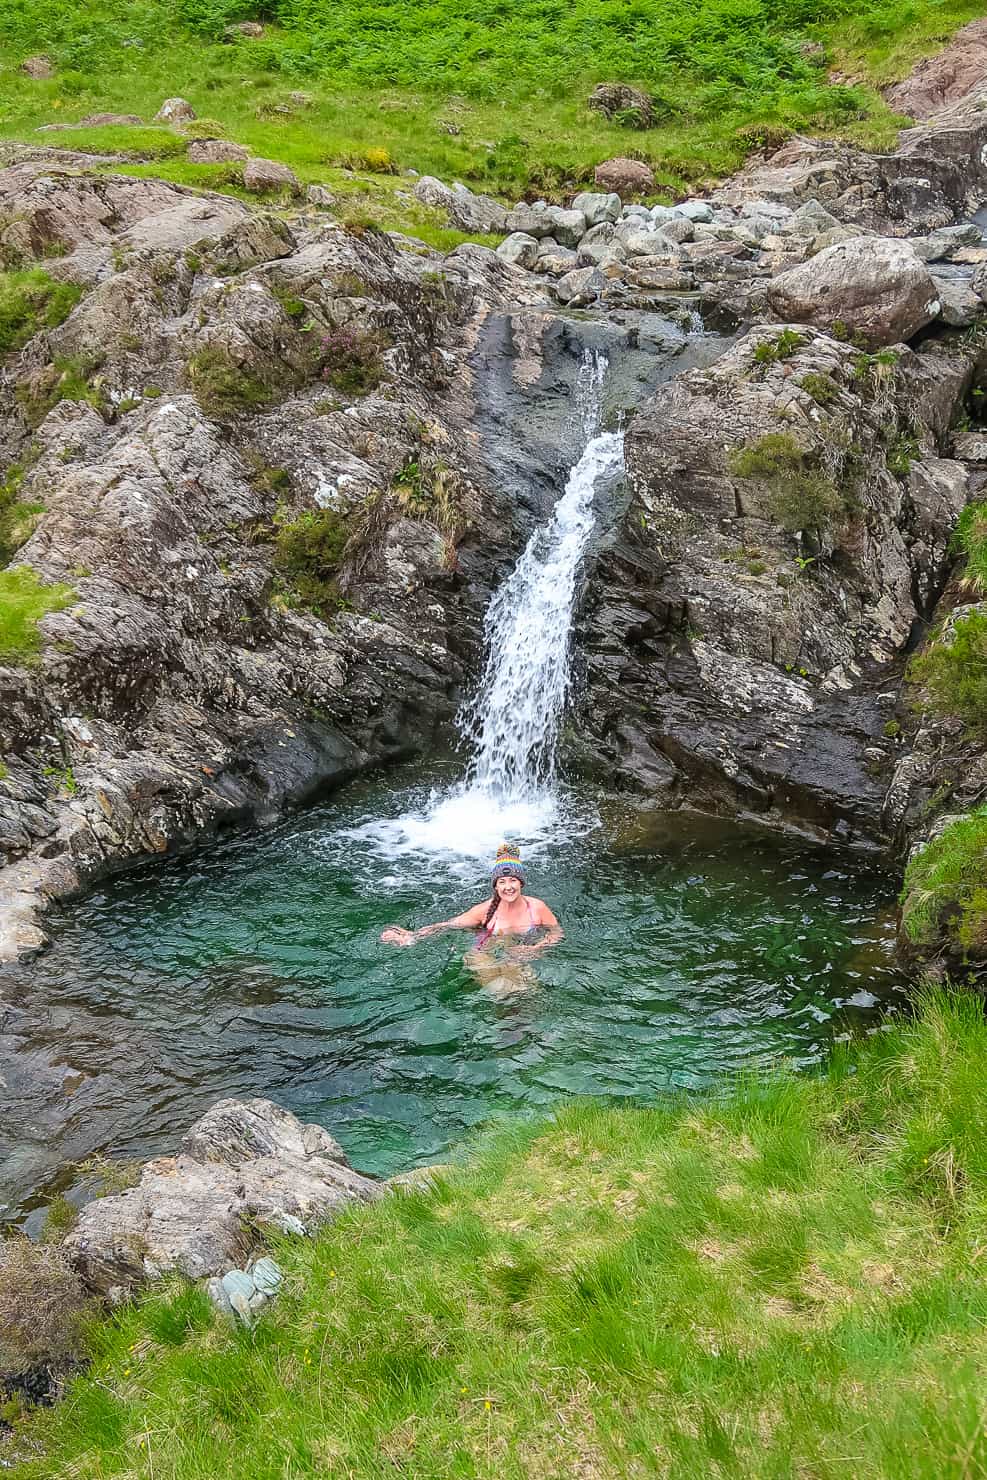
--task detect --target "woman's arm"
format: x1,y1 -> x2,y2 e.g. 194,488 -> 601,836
381,902 -> 488,946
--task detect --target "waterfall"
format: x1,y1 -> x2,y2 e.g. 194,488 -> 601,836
461,349 -> 623,800
337,349 -> 622,867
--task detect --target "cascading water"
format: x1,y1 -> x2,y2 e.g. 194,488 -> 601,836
462,351 -> 623,800
343,348 -> 623,865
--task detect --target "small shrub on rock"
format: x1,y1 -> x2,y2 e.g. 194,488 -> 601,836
0,1236 -> 88,1374
728,432 -> 843,536
0,269 -> 82,355
752,328 -> 803,365
273,506 -> 353,619
901,806 -> 987,950
318,325 -> 387,395
186,345 -> 272,417
798,371 -> 840,407
909,608 -> 987,731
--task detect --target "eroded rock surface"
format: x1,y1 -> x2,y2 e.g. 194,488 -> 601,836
64,1098 -> 379,1294
577,329 -> 971,848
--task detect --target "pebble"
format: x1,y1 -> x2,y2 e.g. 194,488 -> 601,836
252,1256 -> 284,1294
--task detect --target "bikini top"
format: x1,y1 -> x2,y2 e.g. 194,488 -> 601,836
474,897 -> 536,949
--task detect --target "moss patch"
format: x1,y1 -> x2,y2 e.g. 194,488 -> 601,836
901,807 -> 987,951
0,268 -> 83,354
0,565 -> 75,661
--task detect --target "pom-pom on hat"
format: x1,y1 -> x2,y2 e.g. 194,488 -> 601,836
491,842 -> 525,886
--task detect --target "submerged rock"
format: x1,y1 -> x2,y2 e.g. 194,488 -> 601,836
64,1099 -> 380,1295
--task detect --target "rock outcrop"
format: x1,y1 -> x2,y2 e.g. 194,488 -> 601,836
64,1099 -> 380,1295
577,328 -> 971,848
0,156 -> 551,961
885,19 -> 987,119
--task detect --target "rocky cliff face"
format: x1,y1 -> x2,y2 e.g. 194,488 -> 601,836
576,329 -> 971,850
0,154 -> 559,959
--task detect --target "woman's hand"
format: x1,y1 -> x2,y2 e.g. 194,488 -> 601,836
380,926 -> 416,947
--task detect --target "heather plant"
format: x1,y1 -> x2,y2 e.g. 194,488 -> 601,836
318,325 -> 387,395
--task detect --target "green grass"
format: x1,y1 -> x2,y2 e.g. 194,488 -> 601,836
901,807 -> 987,951
0,268 -> 82,353
0,0 -> 977,200
0,564 -> 75,661
8,988 -> 987,1478
0,459 -> 44,567
952,500 -> 987,595
908,607 -> 987,732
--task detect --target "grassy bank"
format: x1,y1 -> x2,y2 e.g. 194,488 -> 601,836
0,0 -> 984,201
6,987 -> 987,1478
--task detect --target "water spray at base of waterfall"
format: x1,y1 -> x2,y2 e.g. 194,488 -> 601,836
339,349 -> 623,874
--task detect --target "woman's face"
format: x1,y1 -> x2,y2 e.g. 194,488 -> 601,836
495,873 -> 523,903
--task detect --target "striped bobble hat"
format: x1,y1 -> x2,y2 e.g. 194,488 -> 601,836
491,842 -> 525,885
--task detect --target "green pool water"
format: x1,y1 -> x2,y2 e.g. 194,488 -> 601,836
2,763 -> 909,1218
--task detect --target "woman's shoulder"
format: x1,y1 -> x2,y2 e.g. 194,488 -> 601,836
527,895 -> 556,918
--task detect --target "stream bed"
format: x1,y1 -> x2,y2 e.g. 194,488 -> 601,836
0,761 -> 909,1222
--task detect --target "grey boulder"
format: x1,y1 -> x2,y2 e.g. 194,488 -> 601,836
496,231 -> 541,269
767,236 -> 942,347
63,1098 -> 380,1295
571,191 -> 622,226
554,266 -> 605,306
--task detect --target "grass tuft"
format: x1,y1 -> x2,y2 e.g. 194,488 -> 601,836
908,607 -> 987,732
728,432 -> 844,536
900,806 -> 987,950
0,565 -> 75,661
0,269 -> 83,355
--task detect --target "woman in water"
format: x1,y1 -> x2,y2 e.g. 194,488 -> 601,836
380,844 -> 562,962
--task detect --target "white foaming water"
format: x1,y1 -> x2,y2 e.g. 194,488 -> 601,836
333,349 -> 621,872
463,349 -> 622,800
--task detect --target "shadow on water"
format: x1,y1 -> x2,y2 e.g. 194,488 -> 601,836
1,759 -> 909,1225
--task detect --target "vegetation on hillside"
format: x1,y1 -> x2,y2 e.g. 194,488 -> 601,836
0,0 -> 983,199
0,566 -> 75,659
901,807 -> 987,953
6,988 -> 987,1478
